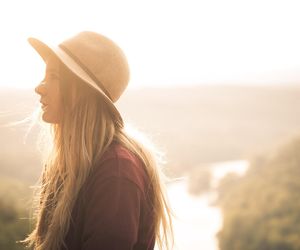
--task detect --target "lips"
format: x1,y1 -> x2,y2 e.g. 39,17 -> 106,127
40,100 -> 48,109
42,104 -> 48,110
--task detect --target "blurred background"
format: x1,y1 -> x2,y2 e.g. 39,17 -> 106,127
0,0 -> 300,249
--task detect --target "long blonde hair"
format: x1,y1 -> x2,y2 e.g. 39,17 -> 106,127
22,64 -> 174,250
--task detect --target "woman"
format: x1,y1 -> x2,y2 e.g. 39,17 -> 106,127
22,31 -> 174,250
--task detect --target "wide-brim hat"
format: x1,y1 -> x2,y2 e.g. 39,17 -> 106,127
28,31 -> 130,126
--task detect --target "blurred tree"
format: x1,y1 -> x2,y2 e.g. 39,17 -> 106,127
0,176 -> 31,250
217,137 -> 300,250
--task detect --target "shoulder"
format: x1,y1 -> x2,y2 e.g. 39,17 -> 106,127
89,141 -> 148,193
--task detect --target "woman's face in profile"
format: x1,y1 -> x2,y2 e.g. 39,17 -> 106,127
35,55 -> 62,124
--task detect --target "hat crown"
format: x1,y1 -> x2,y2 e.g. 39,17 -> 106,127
59,31 -> 130,102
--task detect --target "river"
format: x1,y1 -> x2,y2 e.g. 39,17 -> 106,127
164,160 -> 249,250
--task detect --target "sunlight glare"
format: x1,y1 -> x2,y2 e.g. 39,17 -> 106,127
0,0 -> 300,89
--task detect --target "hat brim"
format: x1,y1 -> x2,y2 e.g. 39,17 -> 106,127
28,37 -> 123,126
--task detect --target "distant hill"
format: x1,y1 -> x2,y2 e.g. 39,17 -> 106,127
1,85 -> 300,182
118,85 -> 300,175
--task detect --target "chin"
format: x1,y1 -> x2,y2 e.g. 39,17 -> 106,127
42,113 -> 60,124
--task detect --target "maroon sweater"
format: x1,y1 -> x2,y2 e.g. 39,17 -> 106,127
62,142 -> 156,250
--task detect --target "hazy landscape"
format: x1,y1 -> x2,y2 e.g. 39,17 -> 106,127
2,85 -> 300,181
119,85 -> 300,175
1,84 -> 300,249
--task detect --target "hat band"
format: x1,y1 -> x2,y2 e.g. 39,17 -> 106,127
58,44 -> 112,100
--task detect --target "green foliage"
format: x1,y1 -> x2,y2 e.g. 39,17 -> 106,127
217,138 -> 300,250
0,176 -> 32,250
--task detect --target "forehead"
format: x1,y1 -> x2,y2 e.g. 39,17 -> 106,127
45,55 -> 60,73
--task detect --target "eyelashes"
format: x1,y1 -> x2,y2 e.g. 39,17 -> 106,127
46,75 -> 60,81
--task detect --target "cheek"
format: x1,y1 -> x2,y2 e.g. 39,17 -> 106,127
42,89 -> 63,124
54,95 -> 63,112
52,83 -> 63,112
53,97 -> 63,122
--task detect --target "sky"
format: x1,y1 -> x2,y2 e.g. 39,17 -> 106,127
0,0 -> 300,89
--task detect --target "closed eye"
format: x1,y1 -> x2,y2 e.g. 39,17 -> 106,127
47,74 -> 60,80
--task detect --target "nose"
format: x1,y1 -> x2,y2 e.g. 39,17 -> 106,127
35,81 -> 46,96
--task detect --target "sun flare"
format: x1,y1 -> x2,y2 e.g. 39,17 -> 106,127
0,0 -> 300,89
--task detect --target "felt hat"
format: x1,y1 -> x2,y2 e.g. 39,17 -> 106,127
28,31 -> 130,125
